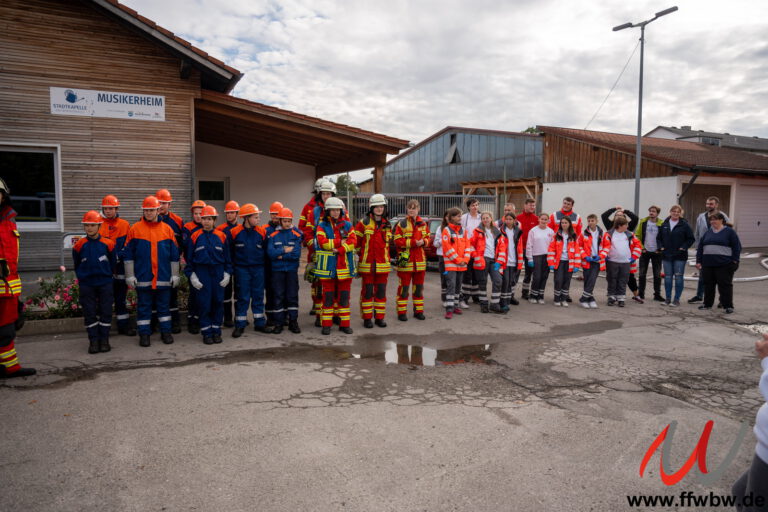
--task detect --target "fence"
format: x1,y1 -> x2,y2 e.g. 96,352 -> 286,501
345,193 -> 498,222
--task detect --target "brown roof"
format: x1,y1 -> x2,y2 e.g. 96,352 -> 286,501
539,126 -> 768,172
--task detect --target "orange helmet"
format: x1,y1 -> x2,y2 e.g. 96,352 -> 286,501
82,210 -> 103,224
238,203 -> 260,217
101,195 -> 120,208
269,201 -> 284,215
156,189 -> 173,202
201,205 -> 218,217
277,207 -> 293,219
142,196 -> 160,209
224,200 -> 240,213
190,199 -> 206,211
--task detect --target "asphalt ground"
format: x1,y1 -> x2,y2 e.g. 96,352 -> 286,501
3,253 -> 768,511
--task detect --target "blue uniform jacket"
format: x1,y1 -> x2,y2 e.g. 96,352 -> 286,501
123,218 -> 180,289
267,227 -> 303,272
185,229 -> 233,276
229,224 -> 268,267
73,235 -> 116,287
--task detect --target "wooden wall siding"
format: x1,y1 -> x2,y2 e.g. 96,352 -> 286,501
544,134 -> 674,183
0,0 -> 202,270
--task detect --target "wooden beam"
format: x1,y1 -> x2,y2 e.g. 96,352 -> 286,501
316,151 -> 382,175
373,153 -> 387,193
522,183 -> 533,199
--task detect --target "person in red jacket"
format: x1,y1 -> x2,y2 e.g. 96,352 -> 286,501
301,180 -> 336,319
516,198 -> 539,300
393,199 -> 429,321
546,216 -> 586,307
0,178 -> 35,379
355,194 -> 392,328
98,194 -> 135,336
469,212 -> 508,313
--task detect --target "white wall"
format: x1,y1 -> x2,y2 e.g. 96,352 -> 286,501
542,177 -> 679,220
195,142 -> 315,218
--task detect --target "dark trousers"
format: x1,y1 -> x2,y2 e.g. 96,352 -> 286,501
138,288 -> 171,335
553,265 -> 573,302
196,265 -> 224,337
438,259 -> 447,304
521,255 -> 533,295
580,264 -> 600,302
443,263 -> 464,311
222,274 -> 234,324
530,255 -> 550,300
638,251 -> 662,298
113,273 -> 130,328
475,257 -> 503,305
606,261 -> 630,300
234,265 -> 265,328
702,263 -> 737,309
272,270 -> 299,324
501,265 -> 520,302
462,257 -> 479,301
80,283 -> 113,341
264,261 -> 275,326
186,287 -> 198,325
732,454 -> 768,512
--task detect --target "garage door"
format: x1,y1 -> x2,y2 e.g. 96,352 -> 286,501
737,184 -> 768,248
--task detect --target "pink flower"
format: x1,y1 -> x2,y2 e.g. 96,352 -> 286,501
54,295 -> 61,301
59,265 -> 66,272
74,279 -> 78,285
71,304 -> 78,310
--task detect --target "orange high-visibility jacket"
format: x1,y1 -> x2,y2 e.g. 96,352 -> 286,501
469,226 -> 507,274
546,233 -> 587,271
441,224 -> 471,272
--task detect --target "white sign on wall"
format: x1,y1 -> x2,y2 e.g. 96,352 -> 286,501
49,87 -> 165,121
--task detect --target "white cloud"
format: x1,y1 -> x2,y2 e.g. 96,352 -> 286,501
124,0 -> 768,145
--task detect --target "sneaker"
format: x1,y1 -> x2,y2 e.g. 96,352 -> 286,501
698,305 -> 712,310
444,310 -> 453,319
554,301 -> 562,307
580,302 -> 590,309
459,300 -> 470,309
564,296 -> 573,303
632,296 -> 644,304
653,295 -> 665,302
607,298 -> 616,307
671,300 -> 680,307
529,298 -> 538,304
618,301 -> 625,308
453,307 -> 463,315
589,301 -> 598,309
687,296 -> 703,304
717,303 -> 723,309
725,308 -> 734,314
562,301 -> 569,308
537,299 -> 545,305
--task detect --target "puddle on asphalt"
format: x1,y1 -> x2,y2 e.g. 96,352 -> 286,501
351,342 -> 493,367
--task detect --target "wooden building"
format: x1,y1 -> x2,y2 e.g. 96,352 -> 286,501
1,0 -> 408,270
538,126 -> 768,247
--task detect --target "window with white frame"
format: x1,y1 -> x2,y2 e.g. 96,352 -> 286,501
0,145 -> 62,231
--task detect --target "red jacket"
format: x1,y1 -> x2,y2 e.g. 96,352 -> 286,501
393,216 -> 429,272
0,206 -> 21,298
469,226 -> 507,273
546,233 -> 586,271
516,212 -> 539,249
355,215 -> 391,274
599,229 -> 643,273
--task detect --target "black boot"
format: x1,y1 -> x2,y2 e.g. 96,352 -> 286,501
272,324 -> 283,334
139,334 -> 151,347
321,326 -> 331,335
0,366 -> 36,379
118,325 -> 136,336
314,317 -> 321,328
172,321 -> 181,334
89,339 -> 100,354
375,318 -> 387,328
398,314 -> 408,322
232,326 -> 244,338
223,319 -> 234,328
203,336 -> 214,345
161,332 -> 174,345
480,303 -> 490,314
521,289 -> 529,300
288,321 -> 301,334
99,339 -> 111,353
509,296 -> 519,306
364,319 -> 374,329
188,321 -> 200,335
414,312 -> 425,320
213,334 -> 223,344
490,303 -> 502,314
255,324 -> 274,333
340,326 -> 353,334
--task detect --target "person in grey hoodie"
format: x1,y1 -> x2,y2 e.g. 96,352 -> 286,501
732,333 -> 768,511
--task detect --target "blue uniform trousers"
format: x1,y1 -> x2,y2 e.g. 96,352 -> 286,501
80,283 -> 113,341
272,270 -> 299,325
196,265 -> 225,337
234,265 -> 265,328
138,288 -> 171,335
113,261 -> 130,328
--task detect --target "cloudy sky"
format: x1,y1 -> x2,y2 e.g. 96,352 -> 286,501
125,0 -> 767,179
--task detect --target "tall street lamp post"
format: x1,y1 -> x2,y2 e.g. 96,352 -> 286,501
613,6 -> 678,215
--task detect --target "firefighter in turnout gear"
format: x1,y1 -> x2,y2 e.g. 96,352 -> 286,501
183,199 -> 206,334
123,196 -> 181,347
267,208 -> 303,334
74,211 -> 116,354
0,178 -> 36,379
355,193 -> 392,328
230,203 -> 271,337
98,194 -> 135,336
302,180 -> 337,323
217,200 -> 240,327
156,189 -> 184,333
186,206 -> 232,345
315,197 -> 356,335
393,199 -> 429,321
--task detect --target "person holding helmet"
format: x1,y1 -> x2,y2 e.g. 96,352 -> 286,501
73,211 -> 117,354
123,196 -> 180,347
263,201 -> 284,329
0,178 -> 36,379
185,206 -> 232,345
156,189 -> 184,333
182,199 -> 206,334
315,197 -> 356,335
393,199 -> 430,321
267,207 -> 303,334
355,193 -> 392,328
230,203 -> 271,337
217,200 -> 240,327
302,180 -> 337,320
98,194 -> 135,336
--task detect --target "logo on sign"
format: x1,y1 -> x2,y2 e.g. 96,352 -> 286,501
64,89 -> 82,103
128,111 -> 134,117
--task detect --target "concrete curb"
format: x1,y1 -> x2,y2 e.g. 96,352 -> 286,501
20,313 -> 189,336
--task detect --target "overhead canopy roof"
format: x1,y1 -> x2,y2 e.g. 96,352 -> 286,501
195,91 -> 409,175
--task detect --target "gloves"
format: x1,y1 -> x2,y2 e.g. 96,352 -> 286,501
171,275 -> 180,288
492,262 -> 501,272
573,267 -> 580,273
124,260 -> 137,288
527,260 -> 534,268
443,271 -> 449,276
190,272 -> 203,290
630,258 -> 636,264
219,272 -> 230,287
126,276 -> 138,288
548,265 -> 555,271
